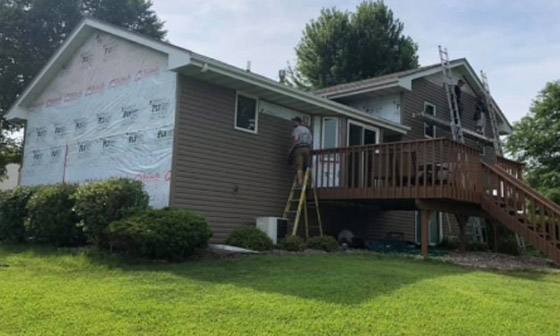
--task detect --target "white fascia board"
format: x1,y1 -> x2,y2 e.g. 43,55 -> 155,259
5,18 -> 191,121
189,56 -> 410,134
323,81 -> 400,99
84,20 -> 191,70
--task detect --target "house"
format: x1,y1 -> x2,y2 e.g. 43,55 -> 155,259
0,163 -> 20,191
6,19 -> 560,263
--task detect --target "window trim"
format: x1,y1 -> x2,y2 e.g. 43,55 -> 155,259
414,211 -> 443,246
423,101 -> 437,138
321,117 -> 339,149
234,92 -> 259,134
346,120 -> 380,146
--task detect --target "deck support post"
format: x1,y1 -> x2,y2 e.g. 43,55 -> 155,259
421,210 -> 431,260
490,220 -> 498,253
455,214 -> 469,253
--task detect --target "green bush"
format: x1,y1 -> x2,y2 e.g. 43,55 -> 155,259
73,178 -> 149,245
278,235 -> 305,252
226,227 -> 274,251
437,237 -> 460,250
467,241 -> 489,252
0,186 -> 38,243
498,235 -> 520,256
25,184 -> 84,246
306,236 -> 340,252
105,208 -> 212,260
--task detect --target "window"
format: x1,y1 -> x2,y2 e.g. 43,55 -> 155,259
347,121 -> 379,146
415,211 -> 443,245
322,118 -> 338,149
424,102 -> 436,138
235,93 -> 258,133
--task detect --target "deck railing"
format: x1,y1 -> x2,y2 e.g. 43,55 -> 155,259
311,138 -> 482,203
496,156 -> 524,180
481,163 -> 560,263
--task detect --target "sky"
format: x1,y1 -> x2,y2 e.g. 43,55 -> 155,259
151,0 -> 560,123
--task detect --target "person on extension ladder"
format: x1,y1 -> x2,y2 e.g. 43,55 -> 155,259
288,117 -> 312,186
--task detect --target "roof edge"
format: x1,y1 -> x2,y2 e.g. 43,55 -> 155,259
189,54 -> 410,134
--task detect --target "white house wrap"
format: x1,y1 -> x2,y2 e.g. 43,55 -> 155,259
21,32 -> 176,207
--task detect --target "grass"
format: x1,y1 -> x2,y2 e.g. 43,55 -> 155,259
1,245 -> 560,336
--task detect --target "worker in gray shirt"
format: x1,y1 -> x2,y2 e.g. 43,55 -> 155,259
289,117 -> 312,186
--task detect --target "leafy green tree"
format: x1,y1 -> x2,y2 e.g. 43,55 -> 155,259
505,80 -> 560,204
0,0 -> 166,172
289,0 -> 419,90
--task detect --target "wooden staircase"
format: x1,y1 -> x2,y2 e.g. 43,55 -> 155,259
481,162 -> 560,263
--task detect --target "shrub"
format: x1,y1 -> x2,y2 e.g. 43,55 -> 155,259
25,184 -> 84,246
467,241 -> 489,252
305,236 -> 340,252
498,235 -> 520,256
0,186 -> 38,243
105,208 -> 212,260
226,227 -> 274,251
437,237 -> 460,250
73,178 -> 149,245
278,235 -> 305,252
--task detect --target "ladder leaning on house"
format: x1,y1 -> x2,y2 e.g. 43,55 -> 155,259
282,167 -> 323,238
480,71 -> 526,250
438,46 -> 465,143
439,46 -> 485,241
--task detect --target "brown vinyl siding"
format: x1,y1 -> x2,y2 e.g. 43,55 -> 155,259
366,211 -> 415,242
401,78 -> 496,164
171,76 -> 294,242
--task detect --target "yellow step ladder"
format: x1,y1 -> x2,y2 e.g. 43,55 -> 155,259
282,167 -> 323,238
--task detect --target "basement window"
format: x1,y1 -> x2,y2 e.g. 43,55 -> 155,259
235,93 -> 258,133
424,102 -> 436,138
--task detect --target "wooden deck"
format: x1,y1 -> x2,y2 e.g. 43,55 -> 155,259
311,139 -> 560,264
311,138 -> 483,204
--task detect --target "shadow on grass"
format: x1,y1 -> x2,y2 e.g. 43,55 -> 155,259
0,244 -> 552,305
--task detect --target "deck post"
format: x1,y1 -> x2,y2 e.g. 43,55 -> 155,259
455,214 -> 469,253
490,220 -> 498,253
421,210 -> 431,260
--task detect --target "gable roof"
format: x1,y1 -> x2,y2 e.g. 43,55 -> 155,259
314,62 -> 447,98
5,18 -> 410,135
314,59 -> 513,132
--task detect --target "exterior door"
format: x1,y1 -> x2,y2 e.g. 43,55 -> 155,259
347,121 -> 379,187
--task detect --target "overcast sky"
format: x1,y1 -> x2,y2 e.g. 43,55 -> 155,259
151,0 -> 560,123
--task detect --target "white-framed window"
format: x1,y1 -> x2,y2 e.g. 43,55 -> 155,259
415,211 -> 443,246
424,102 -> 436,138
347,120 -> 380,146
321,117 -> 338,149
234,92 -> 258,133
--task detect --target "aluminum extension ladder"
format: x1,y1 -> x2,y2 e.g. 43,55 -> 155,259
439,46 -> 465,143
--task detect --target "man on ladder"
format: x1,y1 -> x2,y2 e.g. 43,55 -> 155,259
289,116 -> 312,186
284,117 -> 323,238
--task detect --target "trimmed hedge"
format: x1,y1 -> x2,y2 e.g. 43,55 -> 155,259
105,208 -> 212,260
278,235 -> 305,252
73,178 -> 149,245
226,227 -> 274,251
306,236 -> 340,252
0,186 -> 38,243
25,184 -> 84,246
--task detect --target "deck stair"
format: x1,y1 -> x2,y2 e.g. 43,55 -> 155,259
481,163 -> 560,263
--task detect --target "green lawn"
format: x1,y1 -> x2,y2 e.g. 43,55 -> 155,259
1,246 -> 559,336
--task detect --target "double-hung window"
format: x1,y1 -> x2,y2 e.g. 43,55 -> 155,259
424,102 -> 436,138
235,93 -> 258,133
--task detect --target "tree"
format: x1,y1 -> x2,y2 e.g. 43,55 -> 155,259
505,80 -> 560,204
289,0 -> 419,90
0,0 -> 166,175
